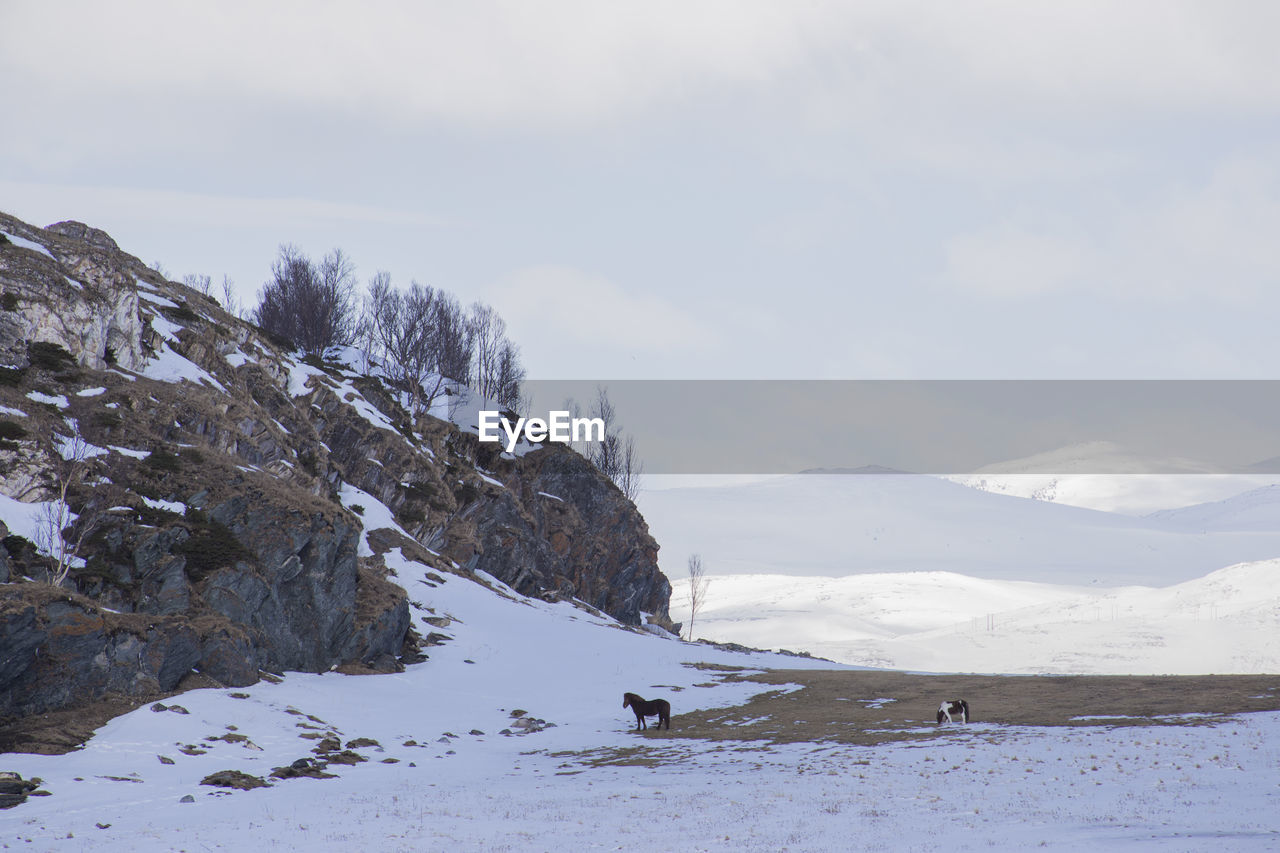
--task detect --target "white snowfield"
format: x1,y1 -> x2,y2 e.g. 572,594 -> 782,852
5,546 -> 1280,851
644,471 -> 1280,675
671,559 -> 1280,675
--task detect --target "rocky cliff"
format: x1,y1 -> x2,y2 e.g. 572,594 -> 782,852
0,211 -> 674,734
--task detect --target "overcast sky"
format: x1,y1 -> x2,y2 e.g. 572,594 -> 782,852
3,1 -> 1279,382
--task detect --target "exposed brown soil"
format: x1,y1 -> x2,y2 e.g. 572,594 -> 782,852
0,698 -> 151,755
0,671 -> 225,755
649,666 -> 1280,747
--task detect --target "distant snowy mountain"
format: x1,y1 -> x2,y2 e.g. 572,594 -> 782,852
946,441 -> 1280,515
637,472 -> 1280,587
966,440 -> 1223,476
1145,484 -> 1280,532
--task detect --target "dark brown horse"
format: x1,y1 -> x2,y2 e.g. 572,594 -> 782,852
623,692 -> 670,731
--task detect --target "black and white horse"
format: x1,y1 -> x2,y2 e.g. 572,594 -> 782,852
936,699 -> 969,725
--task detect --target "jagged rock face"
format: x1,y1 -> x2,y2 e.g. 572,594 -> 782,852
467,446 -> 672,627
202,496 -> 378,672
0,594 -> 207,717
306,389 -> 674,629
0,211 -> 673,725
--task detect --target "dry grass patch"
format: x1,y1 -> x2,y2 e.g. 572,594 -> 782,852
662,669 -> 1280,747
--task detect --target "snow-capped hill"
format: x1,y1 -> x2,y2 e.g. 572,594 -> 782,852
1244,455 -> 1280,473
798,465 -> 915,475
1146,485 -> 1280,532
676,558 -> 1280,675
902,557 -> 1280,675
948,441 -> 1280,515
967,440 -> 1223,476
638,472 -> 1280,587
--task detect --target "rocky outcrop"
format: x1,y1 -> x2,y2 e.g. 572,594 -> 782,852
0,211 -> 673,732
466,445 -> 670,626
0,214 -> 145,372
0,772 -> 45,809
0,592 -> 203,717
299,374 -> 673,629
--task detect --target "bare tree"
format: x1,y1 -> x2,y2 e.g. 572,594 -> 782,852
254,245 -> 359,355
33,434 -> 99,588
401,282 -> 447,413
354,275 -> 381,374
434,293 -> 473,384
220,275 -> 243,318
687,554 -> 710,641
466,300 -> 528,411
587,385 -> 620,480
365,273 -> 447,417
563,385 -> 644,500
617,432 -> 643,502
469,301 -> 505,402
495,340 -> 526,413
562,396 -> 588,457
182,273 -> 215,299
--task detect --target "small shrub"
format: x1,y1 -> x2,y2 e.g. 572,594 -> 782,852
1,292 -> 18,311
178,509 -> 251,580
134,502 -> 180,526
144,448 -> 182,473
2,534 -> 35,558
349,504 -> 365,516
259,326 -> 296,353
0,367 -> 23,387
402,481 -> 435,502
74,556 -> 116,580
452,481 -> 480,505
160,303 -> 200,325
393,508 -> 426,528
27,341 -> 76,371
0,420 -> 27,441
93,411 -> 123,429
0,419 -> 27,451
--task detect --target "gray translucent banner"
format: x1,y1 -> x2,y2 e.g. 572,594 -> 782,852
519,380 -> 1280,475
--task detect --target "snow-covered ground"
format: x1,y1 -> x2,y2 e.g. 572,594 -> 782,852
5,545 -> 1280,851
8,326 -> 1280,849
